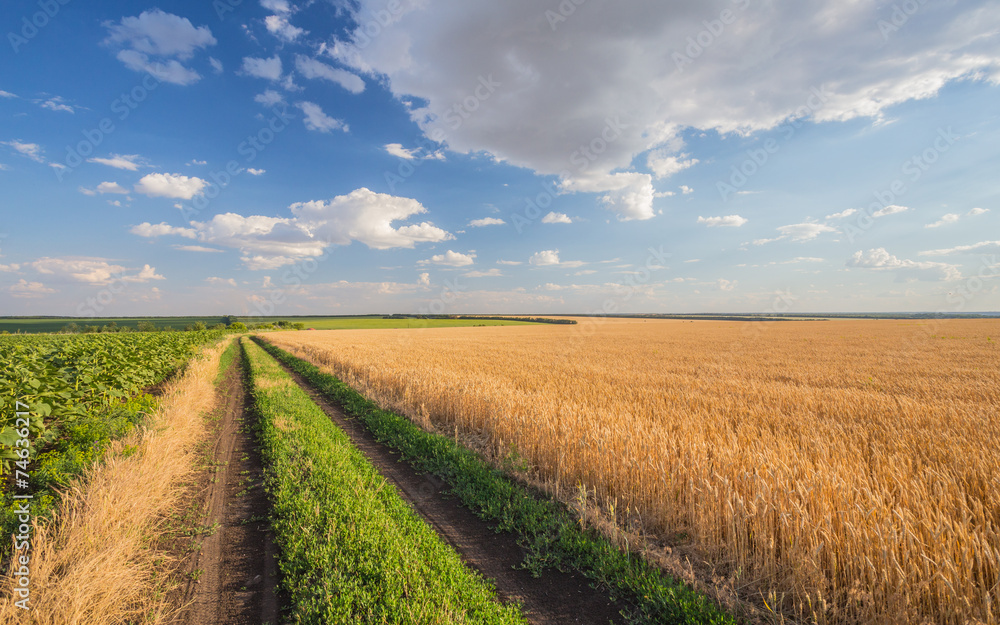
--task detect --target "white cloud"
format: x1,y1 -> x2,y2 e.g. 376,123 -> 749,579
1,140 -> 44,163
96,181 -> 129,194
29,257 -> 164,284
295,55 -> 364,93
131,222 -> 198,239
464,268 -> 503,277
826,208 -> 858,220
247,168 -> 266,176
135,173 -> 208,199
9,279 -> 55,298
848,248 -> 960,281
717,279 -> 737,292
104,10 -> 215,85
647,148 -> 698,179
172,244 -> 223,253
188,159 -> 207,166
241,55 -> 283,81
88,154 -> 146,170
209,57 -> 223,74
542,212 -> 572,224
497,260 -> 522,266
925,213 -> 960,228
698,215 -> 747,228
265,15 -> 306,42
755,222 -> 838,246
529,250 -> 587,268
529,250 -> 561,266
260,0 -> 291,12
872,204 -> 909,218
468,217 -> 505,227
680,185 -> 694,195
926,207 -> 990,228
39,96 -> 77,114
385,143 -> 417,160
0,263 -> 21,272
328,1 -> 1000,224
296,101 -> 348,133
206,276 -> 238,287
0,90 -> 16,98
78,187 -> 96,196
419,250 -> 476,267
254,89 -> 286,107
919,241 -> 1000,257
418,272 -> 430,286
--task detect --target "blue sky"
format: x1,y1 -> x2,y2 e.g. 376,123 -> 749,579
1,0 -> 998,316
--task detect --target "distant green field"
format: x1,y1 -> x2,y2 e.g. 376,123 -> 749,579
0,316 -> 533,334
299,318 -> 532,330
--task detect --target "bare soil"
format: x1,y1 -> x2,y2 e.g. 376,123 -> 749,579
175,353 -> 281,625
278,360 -> 628,625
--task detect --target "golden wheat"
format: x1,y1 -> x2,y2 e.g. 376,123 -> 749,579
269,318 -> 999,625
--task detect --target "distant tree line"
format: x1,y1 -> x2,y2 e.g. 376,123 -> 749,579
57,317 -> 305,334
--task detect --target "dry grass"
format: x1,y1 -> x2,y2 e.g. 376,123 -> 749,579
0,338 -> 229,624
268,319 -> 1000,625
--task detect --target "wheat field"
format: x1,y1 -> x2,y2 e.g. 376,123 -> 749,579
268,319 -> 999,624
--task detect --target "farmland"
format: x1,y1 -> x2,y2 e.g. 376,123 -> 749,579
0,316 -> 536,334
0,331 -> 227,554
267,318 -> 1000,625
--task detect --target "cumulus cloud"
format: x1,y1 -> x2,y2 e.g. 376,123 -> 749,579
926,207 -> 990,228
254,89 -> 286,107
698,214 -> 747,228
385,143 -> 417,160
826,208 -> 858,220
1,140 -> 44,163
247,168 -> 266,176
265,15 -> 306,42
29,257 -> 165,284
468,217 -> 505,227
325,1 -> 1000,221
97,181 -> 129,194
130,189 -> 453,268
135,173 -> 208,199
848,248 -> 960,281
9,279 -> 55,298
542,212 -> 572,224
419,250 -> 476,267
464,268 -> 503,277
131,222 -> 198,239
529,250 -> 586,268
295,55 -> 364,93
241,55 -> 283,81
296,101 -> 348,133
104,9 -> 216,85
872,204 -> 909,218
88,154 -> 147,170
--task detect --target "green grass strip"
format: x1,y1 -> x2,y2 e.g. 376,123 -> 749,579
241,338 -> 526,625
255,336 -> 738,625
